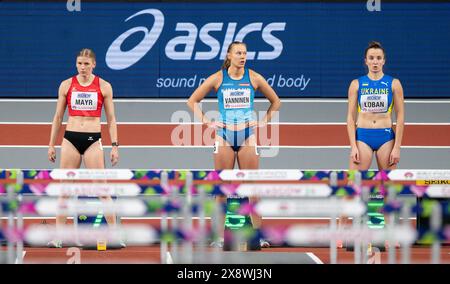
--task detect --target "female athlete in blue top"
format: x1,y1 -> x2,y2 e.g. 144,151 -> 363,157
347,41 -> 404,170
187,41 -> 281,248
342,41 -> 405,249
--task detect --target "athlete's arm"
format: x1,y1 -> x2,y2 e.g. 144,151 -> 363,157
390,78 -> 405,165
346,79 -> 360,163
187,71 -> 222,127
102,79 -> 119,166
48,79 -> 69,163
249,70 -> 281,126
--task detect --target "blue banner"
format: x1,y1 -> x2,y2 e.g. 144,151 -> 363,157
1,2 -> 450,98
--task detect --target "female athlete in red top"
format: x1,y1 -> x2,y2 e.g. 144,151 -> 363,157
47,48 -> 121,248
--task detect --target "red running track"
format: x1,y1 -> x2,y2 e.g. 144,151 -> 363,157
8,219 -> 450,264
1,124 -> 449,146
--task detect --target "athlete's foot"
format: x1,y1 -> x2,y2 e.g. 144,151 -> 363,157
210,238 -> 224,248
385,240 -> 400,249
260,239 -> 270,248
47,240 -> 63,248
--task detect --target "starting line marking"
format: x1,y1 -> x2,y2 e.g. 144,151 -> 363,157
166,252 -> 174,264
306,252 -> 323,264
15,251 -> 26,264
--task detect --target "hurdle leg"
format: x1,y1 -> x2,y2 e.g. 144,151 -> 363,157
6,184 -> 15,264
181,172 -> 193,264
169,184 -> 179,264
361,185 -> 370,264
16,194 -> 24,264
430,203 -> 442,264
197,185 -> 207,263
329,197 -> 337,264
114,194 -> 124,248
160,171 -> 169,264
72,194 -> 81,247
211,195 -> 223,264
160,197 -> 169,264
400,202 -> 411,264
353,214 -> 362,264
387,186 -> 397,264
16,171 -> 24,264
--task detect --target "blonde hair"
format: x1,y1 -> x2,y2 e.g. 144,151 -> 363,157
221,41 -> 246,70
77,48 -> 96,62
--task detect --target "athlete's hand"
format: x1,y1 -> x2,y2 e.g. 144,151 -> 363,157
248,121 -> 267,128
389,146 -> 400,166
48,146 -> 56,163
350,147 -> 360,164
248,121 -> 258,128
258,121 -> 267,128
110,147 -> 119,166
206,121 -> 224,129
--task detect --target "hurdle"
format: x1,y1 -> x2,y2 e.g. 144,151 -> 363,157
1,169 -> 449,264
176,169 -> 449,264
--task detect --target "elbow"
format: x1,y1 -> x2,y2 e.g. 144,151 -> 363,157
186,98 -> 196,111
272,98 -> 281,110
107,116 -> 117,126
276,98 -> 282,109
397,111 -> 405,122
53,114 -> 63,124
346,116 -> 355,126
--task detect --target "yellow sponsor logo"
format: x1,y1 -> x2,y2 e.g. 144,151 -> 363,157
416,180 -> 450,185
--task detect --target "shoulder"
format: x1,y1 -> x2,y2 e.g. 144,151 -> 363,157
248,69 -> 266,86
206,70 -> 223,85
98,77 -> 112,89
248,69 -> 262,79
61,77 -> 73,87
391,78 -> 403,91
98,77 -> 113,95
392,78 -> 401,85
391,76 -> 401,86
212,70 -> 223,78
349,79 -> 359,88
59,78 -> 72,94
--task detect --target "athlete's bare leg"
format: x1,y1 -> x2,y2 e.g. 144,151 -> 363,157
213,136 -> 236,242
375,140 -> 400,249
236,135 -> 261,228
83,140 -> 117,227
47,139 -> 82,247
341,141 -> 374,247
349,141 -> 374,171
57,138 -> 82,227
236,134 -> 268,246
375,140 -> 396,170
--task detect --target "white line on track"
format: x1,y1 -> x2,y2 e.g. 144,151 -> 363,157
166,252 -> 174,264
1,145 -> 450,149
15,251 -> 26,264
306,253 -> 324,264
0,217 -> 418,220
1,122 -> 449,125
2,98 -> 450,103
